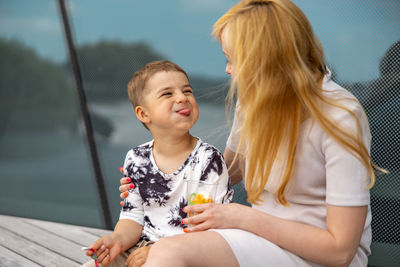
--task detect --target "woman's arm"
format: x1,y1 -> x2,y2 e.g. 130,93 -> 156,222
223,148 -> 244,186
242,204 -> 367,266
183,203 -> 367,266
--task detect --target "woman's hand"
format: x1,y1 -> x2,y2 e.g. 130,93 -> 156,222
126,246 -> 150,267
119,167 -> 135,205
181,203 -> 246,233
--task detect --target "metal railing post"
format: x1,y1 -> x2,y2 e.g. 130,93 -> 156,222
57,0 -> 113,229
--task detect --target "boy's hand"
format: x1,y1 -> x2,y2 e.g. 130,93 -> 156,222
86,234 -> 124,265
126,246 -> 151,267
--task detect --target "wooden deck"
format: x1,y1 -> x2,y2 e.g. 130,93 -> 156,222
0,214 -> 112,266
1,214 -> 399,266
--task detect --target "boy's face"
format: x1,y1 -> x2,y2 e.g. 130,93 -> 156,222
136,71 -> 199,135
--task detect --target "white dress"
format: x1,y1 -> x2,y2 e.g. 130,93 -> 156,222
213,74 -> 372,267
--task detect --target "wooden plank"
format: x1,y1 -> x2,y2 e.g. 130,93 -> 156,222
0,226 -> 79,266
0,245 -> 41,267
0,216 -> 88,264
80,226 -> 114,238
23,217 -> 103,247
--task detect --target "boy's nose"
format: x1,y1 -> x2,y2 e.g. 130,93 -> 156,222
175,92 -> 188,103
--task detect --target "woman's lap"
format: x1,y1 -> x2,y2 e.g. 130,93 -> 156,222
211,229 -> 322,267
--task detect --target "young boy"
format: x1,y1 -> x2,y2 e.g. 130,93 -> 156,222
83,60 -> 233,267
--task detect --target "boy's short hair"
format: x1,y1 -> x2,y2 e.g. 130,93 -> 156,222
127,60 -> 189,108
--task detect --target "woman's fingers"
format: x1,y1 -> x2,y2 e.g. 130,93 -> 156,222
119,168 -> 134,202
182,203 -> 242,232
119,184 -> 134,193
119,177 -> 134,202
184,221 -> 212,233
183,203 -> 214,215
183,212 -> 210,229
181,204 -> 216,230
120,192 -> 129,199
120,177 -> 132,185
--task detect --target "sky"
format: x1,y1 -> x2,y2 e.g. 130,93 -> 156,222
0,0 -> 399,82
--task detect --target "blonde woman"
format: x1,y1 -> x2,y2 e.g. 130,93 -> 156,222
120,0 -> 379,266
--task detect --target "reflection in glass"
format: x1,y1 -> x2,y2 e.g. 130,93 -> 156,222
0,0 -> 102,227
68,0 -> 236,222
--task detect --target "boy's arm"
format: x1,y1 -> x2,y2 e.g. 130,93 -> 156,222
113,219 -> 143,251
88,219 -> 143,265
119,150 -> 145,247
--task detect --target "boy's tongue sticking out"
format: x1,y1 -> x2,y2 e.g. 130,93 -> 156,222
177,108 -> 191,116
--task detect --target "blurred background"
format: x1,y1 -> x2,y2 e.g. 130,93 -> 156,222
0,0 -> 399,265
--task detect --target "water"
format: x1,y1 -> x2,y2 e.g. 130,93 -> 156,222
0,102 -> 235,228
90,101 -> 231,151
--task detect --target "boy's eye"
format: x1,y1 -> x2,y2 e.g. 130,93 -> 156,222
184,88 -> 193,94
161,92 -> 172,97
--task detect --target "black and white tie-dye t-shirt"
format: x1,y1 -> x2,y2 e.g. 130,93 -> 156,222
120,138 -> 233,242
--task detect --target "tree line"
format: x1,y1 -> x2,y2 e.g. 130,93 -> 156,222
0,38 -> 228,133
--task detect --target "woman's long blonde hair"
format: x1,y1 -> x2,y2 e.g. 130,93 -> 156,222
213,0 -> 381,205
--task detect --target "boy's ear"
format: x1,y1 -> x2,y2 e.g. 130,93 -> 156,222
135,106 -> 151,124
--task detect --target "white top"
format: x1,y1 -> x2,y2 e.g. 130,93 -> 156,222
223,75 -> 372,266
120,138 -> 233,242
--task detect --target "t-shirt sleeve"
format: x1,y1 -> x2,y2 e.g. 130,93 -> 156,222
201,149 -> 233,204
119,150 -> 145,225
226,104 -> 242,153
323,103 -> 371,206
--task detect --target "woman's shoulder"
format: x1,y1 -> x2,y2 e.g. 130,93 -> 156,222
319,79 -> 371,144
322,79 -> 366,120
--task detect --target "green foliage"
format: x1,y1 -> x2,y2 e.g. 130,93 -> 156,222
0,37 -> 228,135
75,40 -> 165,101
0,38 -> 78,131
74,40 -> 228,103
